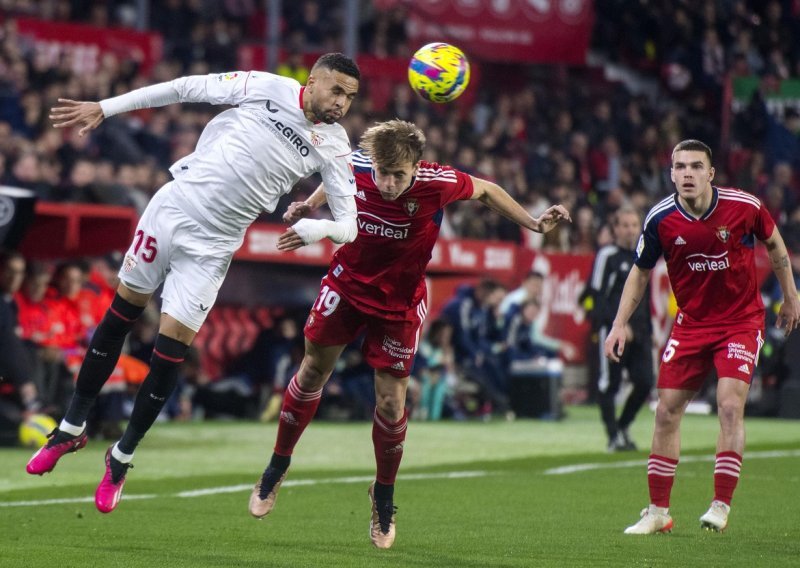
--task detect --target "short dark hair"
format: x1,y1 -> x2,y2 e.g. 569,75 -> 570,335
312,53 -> 360,81
672,139 -> 712,164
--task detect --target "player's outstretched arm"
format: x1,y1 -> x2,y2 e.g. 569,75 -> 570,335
88,73 -> 252,128
763,227 -> 800,336
50,99 -> 105,137
604,265 -> 650,362
278,185 -> 356,251
468,177 -> 571,232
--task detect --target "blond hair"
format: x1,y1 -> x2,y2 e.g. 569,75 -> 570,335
359,120 -> 426,168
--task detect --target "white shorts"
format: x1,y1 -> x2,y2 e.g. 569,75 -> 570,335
118,182 -> 244,332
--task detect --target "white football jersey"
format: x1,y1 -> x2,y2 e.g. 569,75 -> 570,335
160,71 -> 355,235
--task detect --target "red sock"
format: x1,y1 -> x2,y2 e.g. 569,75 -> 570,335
713,451 -> 742,505
273,375 -> 322,456
372,408 -> 408,485
648,454 -> 679,508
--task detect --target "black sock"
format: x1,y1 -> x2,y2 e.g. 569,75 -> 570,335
64,295 -> 144,427
117,334 -> 188,454
269,453 -> 291,472
374,481 -> 394,502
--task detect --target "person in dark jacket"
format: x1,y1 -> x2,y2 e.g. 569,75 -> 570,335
586,206 -> 654,451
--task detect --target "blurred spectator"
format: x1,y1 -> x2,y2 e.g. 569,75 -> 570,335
440,280 -> 510,416
256,316 -> 303,422
275,51 -> 310,85
414,319 -> 456,421
0,250 -> 39,433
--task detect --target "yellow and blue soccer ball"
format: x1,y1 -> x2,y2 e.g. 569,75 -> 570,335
19,414 -> 58,448
408,43 -> 470,103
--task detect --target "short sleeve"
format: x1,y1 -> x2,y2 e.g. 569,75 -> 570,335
438,168 -> 474,208
753,199 -> 776,241
320,134 -> 356,197
634,217 -> 663,269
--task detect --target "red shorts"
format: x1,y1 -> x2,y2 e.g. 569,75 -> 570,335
658,325 -> 764,391
303,281 -> 427,378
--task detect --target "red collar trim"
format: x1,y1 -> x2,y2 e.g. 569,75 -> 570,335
299,86 -> 321,125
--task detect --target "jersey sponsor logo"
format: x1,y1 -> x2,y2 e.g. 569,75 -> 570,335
738,363 -> 750,374
265,100 -> 279,113
382,335 -> 413,360
716,226 -> 730,243
357,212 -> 411,240
686,251 -> 730,272
200,304 -> 209,312
403,198 -> 419,216
675,235 -> 686,245
355,190 -> 367,201
390,361 -> 406,371
266,117 -> 311,157
727,342 -> 755,363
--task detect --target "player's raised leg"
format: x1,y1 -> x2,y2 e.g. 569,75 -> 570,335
368,370 -> 409,549
249,339 -> 345,518
95,314 -> 193,513
625,388 -> 692,534
26,284 -> 149,475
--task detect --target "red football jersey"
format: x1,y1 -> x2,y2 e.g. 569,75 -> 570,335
636,186 -> 775,329
324,150 -> 474,317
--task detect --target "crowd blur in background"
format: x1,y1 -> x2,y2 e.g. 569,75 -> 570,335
0,1 -> 799,443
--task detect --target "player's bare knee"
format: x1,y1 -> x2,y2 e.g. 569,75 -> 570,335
376,395 -> 404,421
716,398 -> 743,426
296,363 -> 330,391
654,402 -> 682,428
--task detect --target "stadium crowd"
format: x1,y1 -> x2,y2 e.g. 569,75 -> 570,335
1,0 -> 800,441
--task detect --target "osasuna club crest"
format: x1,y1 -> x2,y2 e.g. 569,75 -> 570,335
716,225 -> 730,243
403,198 -> 419,216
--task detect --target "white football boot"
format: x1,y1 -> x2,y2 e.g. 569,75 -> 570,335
699,500 -> 730,532
624,504 -> 674,534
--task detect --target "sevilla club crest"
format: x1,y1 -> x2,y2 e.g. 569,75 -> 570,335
716,226 -> 730,243
403,198 -> 419,216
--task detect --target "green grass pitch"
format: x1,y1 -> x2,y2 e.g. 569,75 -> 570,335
1,406 -> 799,567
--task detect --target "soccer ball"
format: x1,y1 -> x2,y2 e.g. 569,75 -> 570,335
408,43 -> 470,103
19,414 -> 58,448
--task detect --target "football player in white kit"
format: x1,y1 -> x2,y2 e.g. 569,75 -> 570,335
26,53 -> 361,514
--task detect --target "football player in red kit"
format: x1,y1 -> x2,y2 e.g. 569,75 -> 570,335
249,119 -> 571,548
605,139 -> 800,535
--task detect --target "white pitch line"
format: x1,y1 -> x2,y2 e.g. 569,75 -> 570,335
0,470 -> 488,508
0,494 -> 157,507
544,449 -> 800,475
